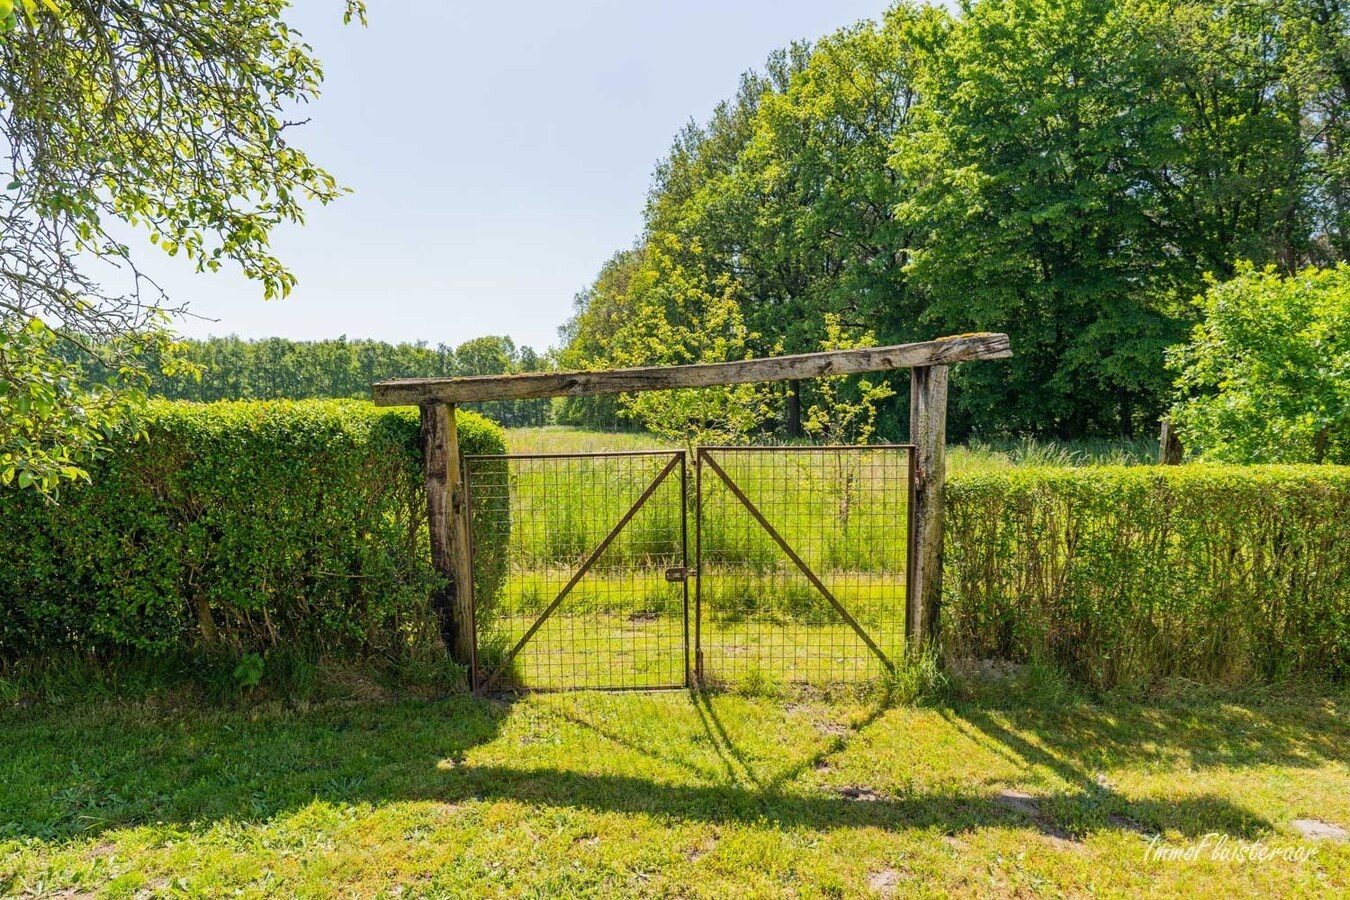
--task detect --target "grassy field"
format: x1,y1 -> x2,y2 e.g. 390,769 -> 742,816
479,608 -> 903,691
2,681 -> 1346,897
501,427 -> 1160,472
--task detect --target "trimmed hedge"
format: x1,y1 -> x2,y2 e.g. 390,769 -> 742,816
944,466 -> 1350,688
0,400 -> 505,659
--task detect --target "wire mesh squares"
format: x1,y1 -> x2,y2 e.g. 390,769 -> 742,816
696,446 -> 912,686
466,451 -> 688,690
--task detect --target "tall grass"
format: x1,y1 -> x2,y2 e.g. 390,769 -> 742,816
507,426 -> 1159,471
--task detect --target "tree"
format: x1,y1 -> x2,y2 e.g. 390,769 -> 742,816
557,250 -> 644,429
0,0 -> 365,494
562,14 -> 931,441
1168,263 -> 1350,463
896,0 -> 1344,438
561,0 -> 1350,443
800,315 -> 897,444
896,0 -> 1193,438
607,238 -> 772,444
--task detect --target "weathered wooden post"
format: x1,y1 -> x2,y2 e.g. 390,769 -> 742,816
1158,417 -> 1183,465
420,402 -> 475,669
908,365 -> 949,650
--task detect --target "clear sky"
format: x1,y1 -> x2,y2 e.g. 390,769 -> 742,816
143,0 -> 894,353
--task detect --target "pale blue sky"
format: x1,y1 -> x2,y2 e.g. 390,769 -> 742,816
144,0 -> 894,352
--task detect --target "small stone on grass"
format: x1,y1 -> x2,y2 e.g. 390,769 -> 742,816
1293,819 -> 1348,841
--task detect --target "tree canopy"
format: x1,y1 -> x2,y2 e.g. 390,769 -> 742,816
1168,264 -> 1350,464
144,334 -> 553,427
0,0 -> 363,493
560,0 -> 1350,443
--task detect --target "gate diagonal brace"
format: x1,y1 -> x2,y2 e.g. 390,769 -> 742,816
478,452 -> 684,692
699,451 -> 895,674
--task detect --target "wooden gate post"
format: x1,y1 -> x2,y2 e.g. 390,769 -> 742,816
1158,417 -> 1183,465
908,365 -> 949,651
420,402 -> 475,670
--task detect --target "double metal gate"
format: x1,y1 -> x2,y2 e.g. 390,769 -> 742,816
464,446 -> 914,691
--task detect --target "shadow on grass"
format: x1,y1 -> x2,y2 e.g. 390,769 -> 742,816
431,762 -> 1266,842
2,687 -> 1342,844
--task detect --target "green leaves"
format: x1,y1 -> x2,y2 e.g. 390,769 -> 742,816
946,464 -> 1350,686
0,400 -> 506,658
563,0 -> 1350,441
1168,264 -> 1350,464
1,2 -> 359,494
1,318 -> 125,497
603,238 -> 773,444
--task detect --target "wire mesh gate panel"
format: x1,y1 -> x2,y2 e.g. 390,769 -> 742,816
465,451 -> 689,691
465,445 -> 913,691
695,446 -> 914,685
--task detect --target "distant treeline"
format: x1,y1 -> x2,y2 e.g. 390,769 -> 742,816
150,335 -> 553,427
558,0 -> 1350,441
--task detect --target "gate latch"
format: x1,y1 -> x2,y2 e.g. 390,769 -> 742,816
664,566 -> 690,583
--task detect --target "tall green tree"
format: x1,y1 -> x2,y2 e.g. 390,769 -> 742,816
897,0 -> 1191,437
566,13 -> 935,441
734,4 -> 940,433
562,0 -> 1350,442
0,1 -> 364,493
897,0 -> 1344,437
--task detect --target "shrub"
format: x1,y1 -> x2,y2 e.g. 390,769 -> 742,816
0,400 -> 505,661
1168,264 -> 1350,464
944,466 -> 1350,689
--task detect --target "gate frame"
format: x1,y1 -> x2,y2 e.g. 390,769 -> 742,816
693,444 -> 916,683
372,333 -> 1012,672
463,449 -> 688,692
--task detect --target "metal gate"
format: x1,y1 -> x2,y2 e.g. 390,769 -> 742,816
695,446 -> 913,685
465,445 -> 912,691
465,450 -> 689,691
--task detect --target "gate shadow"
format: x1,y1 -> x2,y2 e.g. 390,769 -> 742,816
428,762 -> 1268,841
5,687 -> 1337,844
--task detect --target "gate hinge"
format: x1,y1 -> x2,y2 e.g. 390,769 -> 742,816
665,566 -> 692,583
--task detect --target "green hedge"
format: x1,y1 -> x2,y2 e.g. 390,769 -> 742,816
944,466 -> 1350,688
0,400 -> 505,660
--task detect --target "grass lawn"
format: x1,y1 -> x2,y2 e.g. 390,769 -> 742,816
2,682 -> 1347,897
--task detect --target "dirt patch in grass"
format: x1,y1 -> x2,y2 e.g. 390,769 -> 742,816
866,866 -> 905,895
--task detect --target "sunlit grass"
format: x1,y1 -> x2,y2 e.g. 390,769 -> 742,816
479,609 -> 908,690
503,425 -> 677,455
2,685 -> 1345,897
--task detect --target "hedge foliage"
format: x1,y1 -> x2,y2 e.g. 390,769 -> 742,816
944,466 -> 1350,689
0,400 -> 505,660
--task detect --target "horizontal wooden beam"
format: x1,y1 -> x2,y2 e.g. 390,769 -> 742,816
372,333 -> 1011,407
